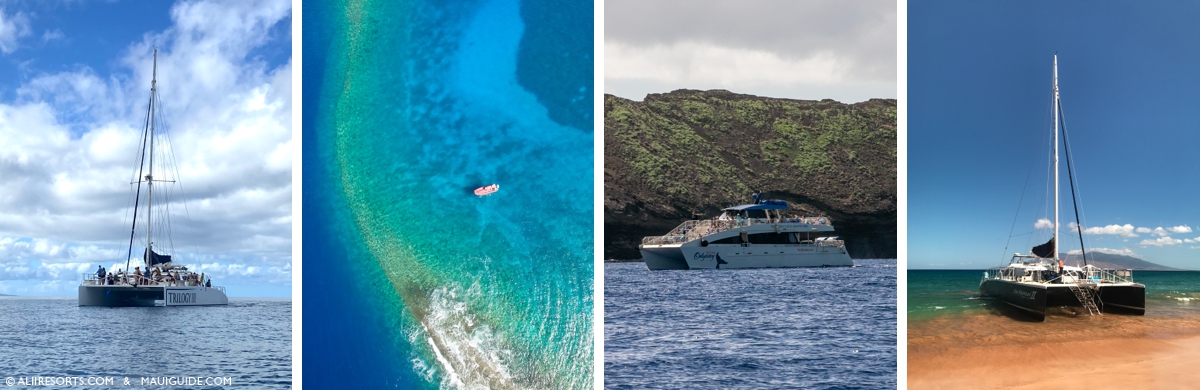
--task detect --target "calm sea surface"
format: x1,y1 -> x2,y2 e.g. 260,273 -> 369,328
0,298 -> 290,389
605,260 -> 897,389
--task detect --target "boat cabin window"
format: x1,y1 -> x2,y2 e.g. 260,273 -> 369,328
746,233 -> 794,244
744,210 -> 768,219
706,232 -> 839,245
711,236 -> 742,245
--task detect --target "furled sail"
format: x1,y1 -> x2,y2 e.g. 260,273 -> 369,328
1031,238 -> 1055,258
144,248 -> 173,266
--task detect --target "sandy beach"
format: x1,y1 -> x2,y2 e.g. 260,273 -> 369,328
909,312 -> 1200,389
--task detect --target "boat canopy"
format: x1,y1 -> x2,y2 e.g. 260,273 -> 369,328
723,200 -> 789,211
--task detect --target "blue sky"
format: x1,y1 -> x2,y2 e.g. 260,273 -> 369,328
909,1 -> 1200,270
0,0 -> 292,296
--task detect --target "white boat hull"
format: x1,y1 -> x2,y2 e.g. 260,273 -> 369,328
78,284 -> 228,307
682,245 -> 853,269
640,245 -> 691,270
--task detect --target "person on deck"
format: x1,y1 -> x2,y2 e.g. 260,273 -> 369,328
96,266 -> 106,285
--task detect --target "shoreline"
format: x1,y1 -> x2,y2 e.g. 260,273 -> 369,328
910,333 -> 1200,389
909,312 -> 1200,389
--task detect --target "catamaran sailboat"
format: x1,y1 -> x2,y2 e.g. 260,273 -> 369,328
78,49 -> 228,307
638,193 -> 853,270
979,56 -> 1144,321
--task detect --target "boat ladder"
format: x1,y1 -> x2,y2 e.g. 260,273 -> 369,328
1068,283 -> 1101,316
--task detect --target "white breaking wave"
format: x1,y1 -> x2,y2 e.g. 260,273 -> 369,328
407,282 -> 516,390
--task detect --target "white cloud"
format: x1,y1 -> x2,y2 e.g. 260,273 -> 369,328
1140,236 -> 1183,247
1136,227 -> 1152,234
607,41 -> 848,87
604,0 -> 894,102
1034,218 -> 1054,229
0,0 -> 290,296
41,29 -> 63,43
1169,225 -> 1193,234
1151,227 -> 1172,236
1081,224 -> 1137,237
0,7 -> 31,53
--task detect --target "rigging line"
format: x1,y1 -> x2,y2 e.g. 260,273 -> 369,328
1059,99 -> 1089,267
125,84 -> 155,277
165,187 -> 176,254
155,87 -> 195,259
1009,230 -> 1037,238
1003,91 -> 1055,264
1001,144 -> 1042,264
1058,99 -> 1094,256
1036,90 -> 1055,249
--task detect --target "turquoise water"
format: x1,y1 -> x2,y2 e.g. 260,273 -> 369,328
910,269 -> 1200,357
305,0 -> 593,388
909,269 -> 1200,322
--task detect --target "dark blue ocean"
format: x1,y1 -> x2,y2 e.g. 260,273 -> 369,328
604,260 -> 897,389
0,298 -> 290,389
303,0 -> 593,388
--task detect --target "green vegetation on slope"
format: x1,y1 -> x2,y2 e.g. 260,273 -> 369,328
605,89 -> 897,259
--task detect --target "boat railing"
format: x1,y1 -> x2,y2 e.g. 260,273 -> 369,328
80,272 -> 218,287
1080,266 -> 1135,284
815,239 -> 845,248
980,265 -> 1134,285
641,216 -> 834,246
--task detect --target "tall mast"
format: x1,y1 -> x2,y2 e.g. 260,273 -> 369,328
146,48 -> 157,269
1053,55 -> 1060,264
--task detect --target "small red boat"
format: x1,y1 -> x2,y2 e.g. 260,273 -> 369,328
474,184 -> 499,196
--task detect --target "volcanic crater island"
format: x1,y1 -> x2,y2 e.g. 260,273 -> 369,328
605,89 -> 897,261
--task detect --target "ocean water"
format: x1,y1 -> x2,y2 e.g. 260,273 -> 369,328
303,0 -> 593,388
0,297 -> 290,389
909,269 -> 1200,321
604,260 -> 897,389
908,269 -> 1200,352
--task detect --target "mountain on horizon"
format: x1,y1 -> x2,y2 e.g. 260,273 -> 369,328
1060,251 -> 1179,271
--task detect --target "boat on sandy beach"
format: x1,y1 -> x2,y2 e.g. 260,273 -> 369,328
78,49 -> 227,307
978,55 -> 1144,321
638,193 -> 853,270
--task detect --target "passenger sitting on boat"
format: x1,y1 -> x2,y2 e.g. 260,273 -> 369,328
205,279 -> 211,288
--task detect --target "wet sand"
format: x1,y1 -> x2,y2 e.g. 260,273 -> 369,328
909,310 -> 1200,389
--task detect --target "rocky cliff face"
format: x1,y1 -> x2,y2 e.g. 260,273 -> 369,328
605,90 -> 897,260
